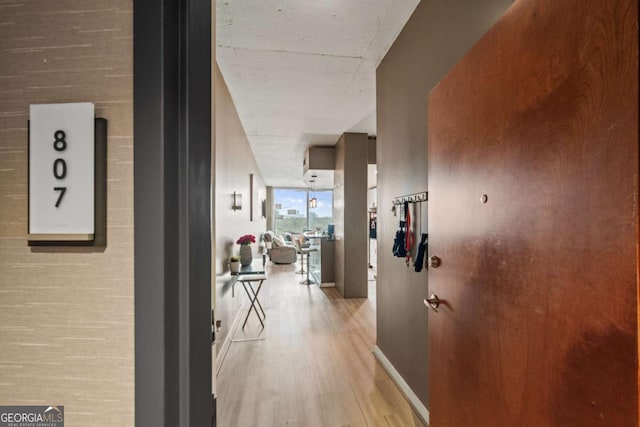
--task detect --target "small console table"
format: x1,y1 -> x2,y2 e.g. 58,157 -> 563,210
231,261 -> 267,328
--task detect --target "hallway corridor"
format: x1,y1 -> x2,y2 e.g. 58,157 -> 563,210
217,264 -> 425,427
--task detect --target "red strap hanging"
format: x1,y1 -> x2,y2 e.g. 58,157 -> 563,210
404,201 -> 412,265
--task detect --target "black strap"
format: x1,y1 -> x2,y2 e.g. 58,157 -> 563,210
414,233 -> 428,272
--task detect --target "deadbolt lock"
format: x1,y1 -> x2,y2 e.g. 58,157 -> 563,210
429,255 -> 441,268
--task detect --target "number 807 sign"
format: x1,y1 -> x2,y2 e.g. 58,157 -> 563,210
29,103 -> 95,241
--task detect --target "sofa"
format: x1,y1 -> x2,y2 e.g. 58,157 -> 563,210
263,231 -> 297,264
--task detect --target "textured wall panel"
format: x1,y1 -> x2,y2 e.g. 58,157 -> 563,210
0,1 -> 133,426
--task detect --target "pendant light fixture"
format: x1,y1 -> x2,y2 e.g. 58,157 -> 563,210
309,175 -> 317,209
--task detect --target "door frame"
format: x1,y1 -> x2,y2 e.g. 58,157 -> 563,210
134,0 -> 213,426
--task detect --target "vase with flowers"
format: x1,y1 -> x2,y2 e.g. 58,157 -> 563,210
236,234 -> 256,266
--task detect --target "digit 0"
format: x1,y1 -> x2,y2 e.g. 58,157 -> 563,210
53,130 -> 67,151
53,158 -> 67,179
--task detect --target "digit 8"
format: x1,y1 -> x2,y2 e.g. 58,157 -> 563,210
53,130 -> 67,151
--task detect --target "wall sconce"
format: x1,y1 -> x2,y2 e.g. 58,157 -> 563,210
309,197 -> 317,209
232,191 -> 242,211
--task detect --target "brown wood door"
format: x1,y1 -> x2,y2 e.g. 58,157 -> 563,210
427,0 -> 638,426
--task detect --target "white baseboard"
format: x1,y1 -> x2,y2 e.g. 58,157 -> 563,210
215,307 -> 244,375
373,345 -> 430,426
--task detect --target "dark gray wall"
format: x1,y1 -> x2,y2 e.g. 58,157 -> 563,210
135,0 -> 213,424
368,138 -> 376,164
376,0 -> 514,409
333,133 -> 369,298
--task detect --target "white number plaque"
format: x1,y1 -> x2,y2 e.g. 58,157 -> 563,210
29,103 -> 95,241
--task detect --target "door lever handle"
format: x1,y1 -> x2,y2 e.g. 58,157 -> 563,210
424,294 -> 440,311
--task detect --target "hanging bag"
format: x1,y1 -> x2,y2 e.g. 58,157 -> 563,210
392,220 -> 407,257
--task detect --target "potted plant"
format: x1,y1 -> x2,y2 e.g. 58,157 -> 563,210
229,255 -> 241,273
236,234 -> 256,266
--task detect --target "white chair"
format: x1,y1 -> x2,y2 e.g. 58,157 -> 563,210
293,238 -> 309,274
294,239 -> 317,285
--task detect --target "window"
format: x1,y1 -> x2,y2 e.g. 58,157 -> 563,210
273,188 -> 333,235
308,190 -> 333,232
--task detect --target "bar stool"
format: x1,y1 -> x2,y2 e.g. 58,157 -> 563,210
296,241 -> 317,285
294,238 -> 310,274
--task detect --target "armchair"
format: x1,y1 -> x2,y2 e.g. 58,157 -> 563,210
263,231 -> 297,264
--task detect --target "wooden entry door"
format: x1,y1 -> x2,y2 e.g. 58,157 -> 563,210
427,0 -> 638,426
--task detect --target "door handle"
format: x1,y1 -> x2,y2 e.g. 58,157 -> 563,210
424,294 -> 440,311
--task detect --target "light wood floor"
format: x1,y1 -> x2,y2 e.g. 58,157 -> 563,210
217,263 -> 426,427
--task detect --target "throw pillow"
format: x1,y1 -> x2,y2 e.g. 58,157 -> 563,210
273,235 -> 286,247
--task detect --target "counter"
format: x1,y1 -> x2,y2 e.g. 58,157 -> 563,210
307,236 -> 335,287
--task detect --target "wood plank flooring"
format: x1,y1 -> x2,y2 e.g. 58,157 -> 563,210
217,263 -> 425,427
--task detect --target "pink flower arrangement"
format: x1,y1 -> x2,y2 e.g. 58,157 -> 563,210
236,234 -> 256,245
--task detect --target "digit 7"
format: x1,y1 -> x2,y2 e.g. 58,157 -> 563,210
54,187 -> 66,208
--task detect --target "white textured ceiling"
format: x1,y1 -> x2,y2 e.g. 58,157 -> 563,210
216,0 -> 419,189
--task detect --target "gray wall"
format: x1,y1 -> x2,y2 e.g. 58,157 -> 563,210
376,0 -> 514,409
214,64 -> 267,348
333,133 -> 369,298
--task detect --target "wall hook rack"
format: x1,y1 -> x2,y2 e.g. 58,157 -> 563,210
392,191 -> 428,206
